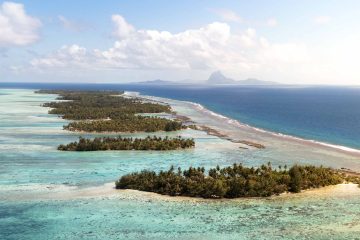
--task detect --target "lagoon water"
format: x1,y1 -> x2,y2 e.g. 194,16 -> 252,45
1,88 -> 360,239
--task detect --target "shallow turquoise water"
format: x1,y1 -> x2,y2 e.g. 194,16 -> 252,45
1,89 -> 360,240
2,186 -> 360,240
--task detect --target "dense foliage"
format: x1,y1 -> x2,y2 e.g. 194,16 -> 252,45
116,164 -> 350,198
36,90 -> 171,118
64,117 -> 183,133
36,90 -> 184,132
58,136 -> 195,151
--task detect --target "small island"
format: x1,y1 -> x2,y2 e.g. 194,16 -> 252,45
58,136 -> 195,151
64,117 -> 183,133
36,90 -> 184,132
116,163 -> 360,198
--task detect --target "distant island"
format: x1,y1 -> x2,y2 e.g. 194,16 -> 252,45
135,71 -> 279,85
116,163 -> 360,199
135,79 -> 174,85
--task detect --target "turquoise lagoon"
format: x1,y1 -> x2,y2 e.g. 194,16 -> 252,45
1,89 -> 360,240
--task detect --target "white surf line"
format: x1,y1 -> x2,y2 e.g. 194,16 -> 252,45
135,93 -> 360,154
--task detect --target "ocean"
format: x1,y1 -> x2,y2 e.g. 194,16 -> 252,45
1,84 -> 360,239
123,85 -> 360,150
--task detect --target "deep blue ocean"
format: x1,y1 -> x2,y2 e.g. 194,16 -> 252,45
1,82 -> 360,149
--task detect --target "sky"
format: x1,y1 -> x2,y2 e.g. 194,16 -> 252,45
0,0 -> 360,84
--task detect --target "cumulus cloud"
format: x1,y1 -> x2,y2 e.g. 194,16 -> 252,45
30,14 -> 307,79
30,44 -> 89,68
111,15 -> 135,39
0,1 -> 41,46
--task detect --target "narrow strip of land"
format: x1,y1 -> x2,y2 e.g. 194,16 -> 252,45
58,136 -> 195,151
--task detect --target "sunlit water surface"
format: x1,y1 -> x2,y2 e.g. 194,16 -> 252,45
1,89 -> 360,240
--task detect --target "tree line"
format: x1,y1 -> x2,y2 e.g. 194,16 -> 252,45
36,90 -> 184,132
116,163 -> 359,198
58,136 -> 195,151
65,117 -> 183,133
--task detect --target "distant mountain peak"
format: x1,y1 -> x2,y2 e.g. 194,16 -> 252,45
207,71 -> 278,85
208,71 -> 226,81
207,71 -> 235,84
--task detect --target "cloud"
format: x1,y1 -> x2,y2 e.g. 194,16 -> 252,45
314,16 -> 331,25
58,15 -> 89,32
29,15 -> 308,82
30,44 -> 89,68
111,14 -> 135,39
211,8 -> 242,23
0,1 -> 41,46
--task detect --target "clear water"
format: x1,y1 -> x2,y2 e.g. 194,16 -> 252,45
2,186 -> 360,240
1,88 -> 360,239
2,83 -> 360,150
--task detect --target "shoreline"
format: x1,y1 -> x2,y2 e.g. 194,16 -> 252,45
3,181 -> 359,203
190,124 -> 266,149
124,91 -> 267,149
118,182 -> 360,202
128,92 -> 360,156
186,100 -> 360,155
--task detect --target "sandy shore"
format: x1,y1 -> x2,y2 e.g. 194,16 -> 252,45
3,182 -> 359,203
137,93 -> 360,163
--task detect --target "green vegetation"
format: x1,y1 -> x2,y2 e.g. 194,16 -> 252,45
58,136 -> 195,151
36,90 -> 184,132
64,117 -> 183,133
116,164 -> 358,198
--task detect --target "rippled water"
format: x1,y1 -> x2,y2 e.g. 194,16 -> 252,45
1,89 -> 360,240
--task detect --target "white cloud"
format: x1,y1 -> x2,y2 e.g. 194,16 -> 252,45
29,15 -> 309,82
58,15 -> 89,32
0,2 -> 41,46
111,14 -> 135,39
314,16 -> 331,25
211,8 -> 242,23
30,44 -> 89,68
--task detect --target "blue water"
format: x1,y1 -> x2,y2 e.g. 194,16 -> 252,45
1,87 -> 360,239
2,83 -> 360,149
129,85 -> 360,150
